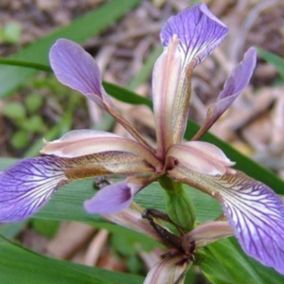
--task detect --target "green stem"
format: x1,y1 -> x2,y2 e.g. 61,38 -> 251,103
159,176 -> 195,232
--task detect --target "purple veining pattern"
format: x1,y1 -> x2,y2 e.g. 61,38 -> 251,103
0,156 -> 65,222
84,181 -> 139,215
160,4 -> 228,66
221,176 -> 284,274
49,39 -> 104,104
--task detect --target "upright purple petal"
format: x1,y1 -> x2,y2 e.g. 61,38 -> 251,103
84,181 -> 141,215
193,47 -> 257,139
0,156 -> 66,223
50,39 -> 155,151
161,4 -> 228,66
49,39 -> 105,105
153,4 -> 228,154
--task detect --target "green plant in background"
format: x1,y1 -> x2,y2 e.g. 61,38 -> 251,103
0,22 -> 22,44
0,1 -> 284,284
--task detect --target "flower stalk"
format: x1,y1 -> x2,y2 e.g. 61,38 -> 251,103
159,176 -> 195,232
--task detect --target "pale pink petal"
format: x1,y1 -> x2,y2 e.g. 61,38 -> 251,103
103,208 -> 160,241
183,221 -> 233,248
41,129 -> 161,169
167,141 -> 234,176
152,37 -> 183,156
144,256 -> 189,284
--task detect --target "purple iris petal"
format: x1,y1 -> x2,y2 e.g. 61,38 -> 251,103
221,176 -> 284,274
211,47 -> 256,124
49,38 -> 104,105
0,156 -> 66,223
161,4 -> 228,66
193,47 -> 257,139
84,181 -> 140,215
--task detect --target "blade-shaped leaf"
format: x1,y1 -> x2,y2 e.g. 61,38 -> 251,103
199,238 -> 284,284
0,236 -> 143,284
0,57 -> 153,108
0,0 -> 141,97
258,48 -> 284,79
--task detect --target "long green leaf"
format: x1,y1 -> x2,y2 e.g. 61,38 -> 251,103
199,238 -> 284,284
128,46 -> 162,90
258,48 -> 284,79
103,81 -> 152,108
0,236 -> 143,284
0,0 -> 141,97
0,59 -> 152,108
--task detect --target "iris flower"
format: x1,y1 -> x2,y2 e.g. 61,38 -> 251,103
0,3 -> 283,275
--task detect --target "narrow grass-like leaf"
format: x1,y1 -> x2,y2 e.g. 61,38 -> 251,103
103,81 -> 152,108
0,58 -> 152,108
0,58 -> 51,71
0,0 -> 141,97
258,48 -> 284,79
128,46 -> 162,90
199,238 -> 284,284
0,236 -> 143,284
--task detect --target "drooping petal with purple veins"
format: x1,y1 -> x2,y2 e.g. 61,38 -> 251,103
0,149 -> 156,223
218,173 -> 284,275
144,255 -> 189,284
84,181 -> 142,215
167,141 -> 234,176
169,165 -> 284,275
49,39 -> 106,106
41,129 -> 161,170
193,47 -> 257,140
161,4 -> 228,67
0,156 -> 66,223
153,4 -> 228,154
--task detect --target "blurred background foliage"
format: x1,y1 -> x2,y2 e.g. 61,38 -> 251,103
0,0 -> 284,283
